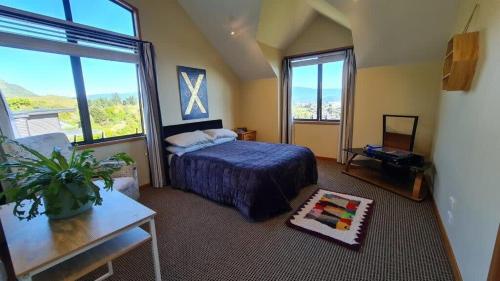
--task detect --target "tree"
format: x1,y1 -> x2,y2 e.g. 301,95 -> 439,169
111,93 -> 122,105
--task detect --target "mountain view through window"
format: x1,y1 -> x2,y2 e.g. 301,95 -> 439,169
291,59 -> 344,121
0,0 -> 143,142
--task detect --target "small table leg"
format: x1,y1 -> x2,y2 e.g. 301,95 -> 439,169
149,219 -> 162,281
412,173 -> 424,199
344,153 -> 358,172
94,261 -> 114,281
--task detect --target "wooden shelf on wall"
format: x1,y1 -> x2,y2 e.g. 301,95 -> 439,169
442,31 -> 479,92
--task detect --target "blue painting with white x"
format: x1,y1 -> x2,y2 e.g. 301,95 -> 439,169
177,66 -> 209,120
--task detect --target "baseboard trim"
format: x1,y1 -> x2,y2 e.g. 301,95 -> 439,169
488,225 -> 500,281
315,156 -> 337,161
431,197 -> 463,281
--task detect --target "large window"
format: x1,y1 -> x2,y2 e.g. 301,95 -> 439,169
81,58 -> 142,140
291,52 -> 344,122
0,0 -> 143,144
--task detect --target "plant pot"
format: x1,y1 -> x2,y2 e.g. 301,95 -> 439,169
42,183 -> 94,220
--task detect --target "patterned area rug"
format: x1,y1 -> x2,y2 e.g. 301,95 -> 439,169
287,189 -> 374,250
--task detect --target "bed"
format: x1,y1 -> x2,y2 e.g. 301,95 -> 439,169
162,120 -> 318,221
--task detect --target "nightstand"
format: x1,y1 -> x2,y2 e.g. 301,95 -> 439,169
237,130 -> 257,141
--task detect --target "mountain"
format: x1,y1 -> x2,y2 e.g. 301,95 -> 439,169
292,87 -> 341,103
0,80 -> 138,102
86,92 -> 138,101
0,79 -> 38,97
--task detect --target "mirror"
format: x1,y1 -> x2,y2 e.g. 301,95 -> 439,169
383,115 -> 418,151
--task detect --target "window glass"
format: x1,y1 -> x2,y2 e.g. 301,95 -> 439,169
0,0 -> 66,19
321,61 -> 344,120
69,0 -> 135,36
292,64 -> 318,120
0,46 -> 83,141
0,1 -> 143,144
80,57 -> 142,140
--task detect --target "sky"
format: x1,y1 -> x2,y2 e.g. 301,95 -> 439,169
0,0 -> 138,97
292,60 -> 344,89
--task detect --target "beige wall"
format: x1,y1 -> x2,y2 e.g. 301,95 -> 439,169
293,123 -> 339,158
240,78 -> 280,143
87,138 -> 150,186
238,43 -> 282,144
353,62 -> 442,156
284,15 -> 353,56
240,15 -> 353,158
432,0 -> 500,280
92,0 -> 241,186
129,0 -> 240,128
285,15 -> 352,159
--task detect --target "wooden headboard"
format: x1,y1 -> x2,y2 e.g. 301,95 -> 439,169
162,119 -> 223,140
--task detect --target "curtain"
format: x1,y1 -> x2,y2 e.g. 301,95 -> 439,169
138,42 -> 166,188
280,58 -> 293,144
338,49 -> 357,164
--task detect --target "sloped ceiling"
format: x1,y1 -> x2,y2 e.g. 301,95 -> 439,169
305,0 -> 350,30
325,0 -> 458,68
179,0 -> 459,80
256,0 -> 317,50
178,0 -> 275,81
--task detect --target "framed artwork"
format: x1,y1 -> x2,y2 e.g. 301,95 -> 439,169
177,66 -> 209,120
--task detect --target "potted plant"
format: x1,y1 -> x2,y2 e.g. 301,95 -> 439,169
0,137 -> 134,220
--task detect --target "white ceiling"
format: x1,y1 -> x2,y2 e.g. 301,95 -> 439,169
326,0 -> 458,68
179,0 -> 459,80
178,0 -> 275,81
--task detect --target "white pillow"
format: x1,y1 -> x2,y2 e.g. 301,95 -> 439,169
204,128 -> 237,140
213,137 -> 236,145
165,130 -> 212,147
166,142 -> 213,156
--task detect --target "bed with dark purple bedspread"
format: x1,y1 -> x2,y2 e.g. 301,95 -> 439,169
169,140 -> 318,220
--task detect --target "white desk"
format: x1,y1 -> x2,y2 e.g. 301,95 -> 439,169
0,190 -> 162,281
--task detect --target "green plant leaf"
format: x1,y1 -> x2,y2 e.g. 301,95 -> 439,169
0,137 -> 133,220
51,147 -> 69,170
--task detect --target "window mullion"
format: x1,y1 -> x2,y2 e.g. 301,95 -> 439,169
63,0 -> 92,143
317,64 -> 323,121
70,57 -> 93,143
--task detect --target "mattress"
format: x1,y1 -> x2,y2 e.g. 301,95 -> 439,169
169,140 -> 318,220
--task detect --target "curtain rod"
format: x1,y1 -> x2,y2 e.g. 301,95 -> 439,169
0,4 -> 152,45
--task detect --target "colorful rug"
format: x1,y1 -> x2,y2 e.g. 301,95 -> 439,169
287,189 -> 374,251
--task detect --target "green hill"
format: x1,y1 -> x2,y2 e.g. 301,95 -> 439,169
0,79 -> 38,97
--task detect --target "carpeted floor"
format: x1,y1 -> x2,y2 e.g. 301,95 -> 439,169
81,159 -> 454,281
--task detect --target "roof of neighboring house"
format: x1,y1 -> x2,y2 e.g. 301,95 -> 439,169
12,108 -> 75,118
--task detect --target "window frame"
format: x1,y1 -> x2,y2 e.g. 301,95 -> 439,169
0,0 -> 145,145
62,0 -> 144,145
289,48 -> 351,123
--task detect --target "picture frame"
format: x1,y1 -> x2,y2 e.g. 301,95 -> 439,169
177,66 -> 209,120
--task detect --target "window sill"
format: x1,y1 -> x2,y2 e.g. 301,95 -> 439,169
76,135 -> 146,149
293,120 -> 340,125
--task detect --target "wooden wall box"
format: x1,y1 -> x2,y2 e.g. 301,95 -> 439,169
442,32 -> 479,91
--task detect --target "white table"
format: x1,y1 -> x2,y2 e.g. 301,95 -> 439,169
0,190 -> 162,281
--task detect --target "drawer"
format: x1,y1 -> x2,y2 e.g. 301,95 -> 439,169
238,131 -> 256,141
243,133 -> 256,141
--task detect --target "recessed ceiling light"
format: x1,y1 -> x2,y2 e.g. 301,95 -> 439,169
230,31 -> 236,36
